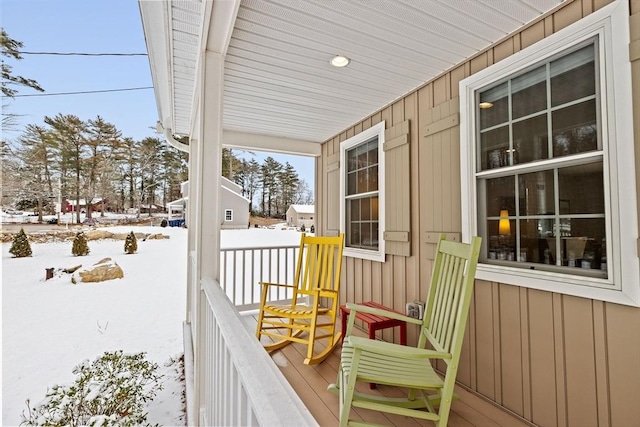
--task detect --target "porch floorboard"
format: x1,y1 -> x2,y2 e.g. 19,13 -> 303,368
247,313 -> 533,427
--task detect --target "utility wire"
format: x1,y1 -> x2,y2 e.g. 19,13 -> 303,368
18,51 -> 148,57
13,87 -> 154,98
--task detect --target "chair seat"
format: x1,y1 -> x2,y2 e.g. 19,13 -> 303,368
263,304 -> 329,317
340,341 -> 444,390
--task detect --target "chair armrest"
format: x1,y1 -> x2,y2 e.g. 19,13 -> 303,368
346,336 -> 451,360
318,289 -> 338,298
259,282 -> 296,289
346,303 -> 422,326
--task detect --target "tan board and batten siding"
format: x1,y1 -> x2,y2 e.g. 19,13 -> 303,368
316,1 -> 640,426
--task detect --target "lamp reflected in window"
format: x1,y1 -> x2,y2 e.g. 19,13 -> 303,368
499,209 -> 511,235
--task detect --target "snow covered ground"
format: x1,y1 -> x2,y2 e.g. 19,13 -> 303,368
2,225 -> 187,426
2,223 -> 303,426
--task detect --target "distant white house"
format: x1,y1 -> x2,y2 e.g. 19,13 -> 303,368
286,204 -> 314,229
168,178 -> 250,229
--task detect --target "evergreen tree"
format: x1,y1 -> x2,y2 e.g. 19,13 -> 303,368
16,124 -> 59,221
45,114 -> 88,224
9,228 -> 32,257
71,232 -> 90,256
260,157 -> 282,217
236,158 -> 260,214
124,231 -> 138,254
85,116 -> 122,218
2,29 -> 44,130
278,162 -> 299,214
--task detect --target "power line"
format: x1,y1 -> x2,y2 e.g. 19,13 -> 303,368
18,51 -> 148,57
13,87 -> 154,98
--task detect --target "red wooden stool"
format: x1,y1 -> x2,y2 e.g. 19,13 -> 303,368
340,301 -> 408,389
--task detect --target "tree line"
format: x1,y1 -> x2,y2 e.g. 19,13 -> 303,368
2,28 -> 312,222
1,114 -> 189,223
222,149 -> 313,218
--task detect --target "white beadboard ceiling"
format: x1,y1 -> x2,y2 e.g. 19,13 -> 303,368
140,0 -> 566,148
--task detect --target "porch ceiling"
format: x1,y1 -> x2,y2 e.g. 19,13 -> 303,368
140,0 -> 566,149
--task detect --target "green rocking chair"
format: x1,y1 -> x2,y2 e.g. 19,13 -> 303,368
329,234 -> 481,426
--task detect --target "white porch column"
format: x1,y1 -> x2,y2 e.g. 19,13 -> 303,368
193,49 -> 224,423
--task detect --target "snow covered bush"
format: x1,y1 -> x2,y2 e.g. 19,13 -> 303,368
72,231 -> 90,256
9,228 -> 32,258
20,350 -> 163,427
124,231 -> 137,254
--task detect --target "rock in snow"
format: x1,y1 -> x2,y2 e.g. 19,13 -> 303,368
72,257 -> 124,283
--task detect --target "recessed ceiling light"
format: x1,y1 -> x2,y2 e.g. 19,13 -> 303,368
330,55 -> 350,68
479,102 -> 494,109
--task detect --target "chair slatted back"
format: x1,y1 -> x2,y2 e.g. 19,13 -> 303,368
420,236 -> 482,358
293,234 -> 344,299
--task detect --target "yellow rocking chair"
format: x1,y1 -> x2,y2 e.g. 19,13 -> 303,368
256,232 -> 344,365
329,234 -> 481,426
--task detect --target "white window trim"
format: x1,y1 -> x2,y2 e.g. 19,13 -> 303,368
225,209 -> 233,221
460,0 -> 639,306
340,121 -> 386,262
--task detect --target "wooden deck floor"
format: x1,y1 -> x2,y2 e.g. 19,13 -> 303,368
246,313 -> 534,427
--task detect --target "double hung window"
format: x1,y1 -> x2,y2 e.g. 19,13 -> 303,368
460,1 -> 639,305
340,122 -> 385,261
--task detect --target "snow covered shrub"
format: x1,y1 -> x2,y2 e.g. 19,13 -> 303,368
20,350 -> 163,427
9,228 -> 32,258
124,231 -> 137,254
72,231 -> 90,256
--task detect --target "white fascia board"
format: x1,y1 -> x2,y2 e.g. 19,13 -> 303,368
138,0 -> 172,131
222,130 -> 322,157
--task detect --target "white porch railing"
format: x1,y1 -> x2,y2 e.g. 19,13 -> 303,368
220,244 -> 299,311
199,277 -> 317,426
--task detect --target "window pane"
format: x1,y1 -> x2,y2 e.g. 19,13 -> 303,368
346,196 -> 379,250
558,163 -> 604,215
545,219 -> 606,271
361,197 -> 371,220
519,219 -> 544,263
485,176 -> 515,218
479,82 -> 508,129
348,222 -> 360,247
357,144 -> 368,168
551,44 -> 595,107
512,66 -> 547,119
371,196 -> 379,220
368,165 -> 378,192
487,219 -> 515,261
513,114 -> 548,164
347,149 -> 358,172
518,171 -> 555,216
357,170 -> 368,193
361,223 -> 373,248
347,137 -> 379,196
480,125 -> 509,170
552,100 -> 598,157
350,199 -> 360,221
347,172 -> 356,195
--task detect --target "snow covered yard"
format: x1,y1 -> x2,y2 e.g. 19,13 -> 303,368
2,224 -> 305,425
2,225 -> 187,426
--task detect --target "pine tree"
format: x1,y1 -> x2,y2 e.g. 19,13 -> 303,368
124,231 -> 138,254
9,228 -> 32,257
71,232 -> 90,256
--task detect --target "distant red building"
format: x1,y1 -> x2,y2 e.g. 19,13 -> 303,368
63,198 -> 106,213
